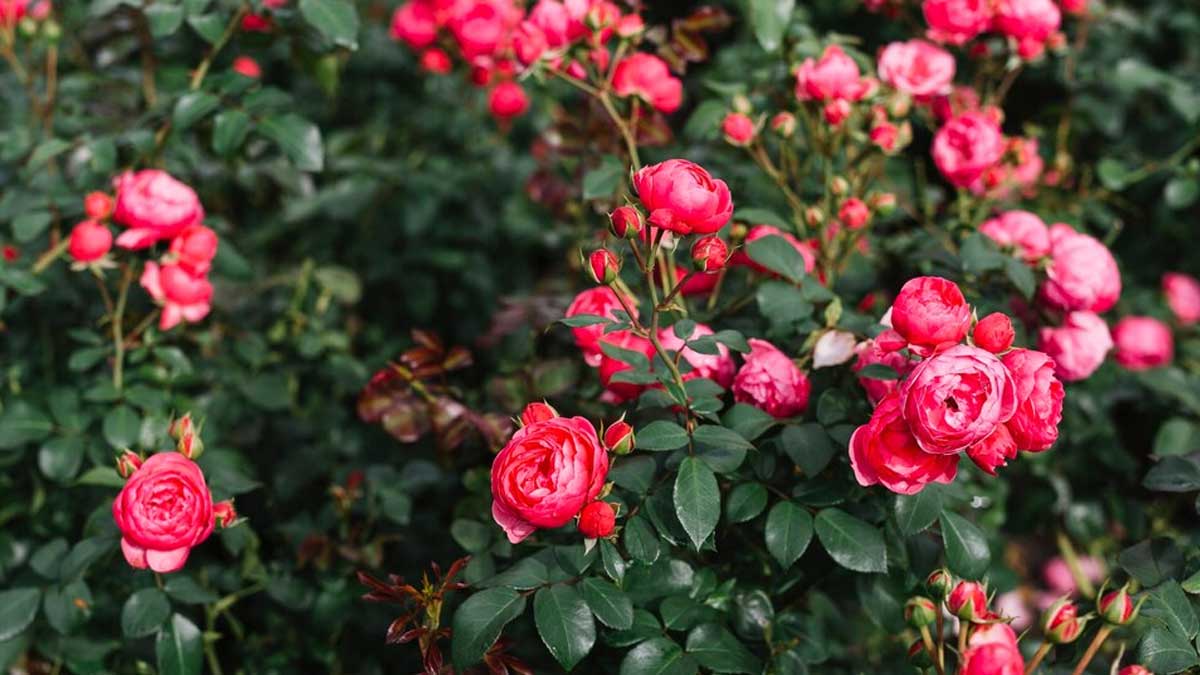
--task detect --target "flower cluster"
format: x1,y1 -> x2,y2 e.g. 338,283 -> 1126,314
850,276 -> 1064,493
920,0 -> 1065,60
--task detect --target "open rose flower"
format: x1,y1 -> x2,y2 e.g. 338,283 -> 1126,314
853,338 -> 918,405
923,0 -> 992,45
633,159 -> 733,235
658,323 -> 735,388
1037,311 -> 1112,381
732,339 -> 811,418
979,210 -> 1051,262
795,45 -> 870,102
732,225 -> 817,277
1112,316 -> 1173,371
565,287 -> 637,367
448,0 -> 521,62
966,423 -> 1018,475
526,0 -> 585,49
1002,348 -> 1064,450
612,53 -> 683,113
960,623 -> 1025,675
850,392 -> 959,494
993,0 -> 1061,59
390,1 -> 438,49
901,344 -> 1018,454
877,39 -> 956,99
890,276 -> 972,353
113,452 -> 215,573
490,416 -> 608,543
141,262 -> 214,331
168,225 -> 219,276
1163,272 -> 1200,325
933,112 -> 1005,188
113,170 -> 205,250
1040,224 -> 1121,313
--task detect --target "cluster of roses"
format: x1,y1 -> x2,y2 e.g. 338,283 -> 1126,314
0,0 -> 52,32
111,414 -> 236,574
388,0 -> 682,123
869,0 -> 1080,60
239,0 -> 288,34
68,169 -> 217,331
489,401 -> 631,544
850,276 -> 1065,494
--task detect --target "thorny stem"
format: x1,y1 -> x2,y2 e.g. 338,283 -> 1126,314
919,626 -> 946,675
1025,641 -> 1053,674
189,4 -> 249,91
1070,625 -> 1113,675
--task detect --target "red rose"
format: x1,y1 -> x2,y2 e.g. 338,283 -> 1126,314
732,339 -> 811,418
966,423 -> 1018,475
900,345 -> 1017,454
489,81 -> 529,119
448,0 -> 520,62
1002,348 -> 1064,450
722,112 -> 755,146
420,48 -> 453,74
932,112 -> 1005,188
612,53 -> 683,113
231,56 -> 261,79
960,623 -> 1025,675
890,276 -> 972,353
1112,316 -> 1173,371
68,220 -> 112,263
994,0 -> 1061,56
113,452 -> 215,573
565,287 -> 638,367
849,392 -> 959,494
577,501 -> 616,539
1163,272 -> 1200,325
838,197 -> 870,229
113,170 -> 205,250
490,416 -> 608,543
973,312 -> 1015,353
168,225 -> 219,276
632,159 -> 733,235
140,262 -> 213,331
83,191 -> 113,220
923,0 -> 992,45
1119,667 -> 1152,675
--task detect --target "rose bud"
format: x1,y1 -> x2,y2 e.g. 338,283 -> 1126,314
2,245 -> 19,262
1041,597 -> 1085,644
830,176 -> 850,196
489,81 -> 530,120
804,207 -> 824,228
838,197 -> 870,229
1163,272 -> 1200,325
926,568 -> 955,601
610,206 -> 644,239
116,451 -> 143,479
948,580 -> 988,622
177,430 -> 204,460
771,112 -> 796,137
520,401 -> 559,426
1119,666 -> 1152,675
113,452 -> 214,573
905,596 -> 938,629
1099,586 -> 1139,626
973,313 -> 1015,354
603,419 -> 634,455
907,639 -> 932,668
213,500 -> 237,528
722,112 -> 755,146
891,276 -> 972,353
84,191 -> 114,220
586,248 -> 620,285
419,48 -> 452,75
68,220 -> 113,263
169,413 -> 194,440
870,192 -> 897,215
578,500 -> 616,539
615,14 -> 644,37
232,56 -> 261,79
691,236 -> 728,273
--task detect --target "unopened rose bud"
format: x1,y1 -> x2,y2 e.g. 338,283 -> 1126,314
830,176 -> 850,196
1042,597 -> 1085,644
116,451 -> 143,479
838,198 -> 870,230
68,220 -> 112,264
822,99 -> 851,126
691,236 -> 728,273
1118,666 -> 1152,675
869,192 -> 897,215
169,413 -> 194,441
804,207 -> 824,228
586,248 -> 620,285
947,580 -> 988,622
770,112 -> 796,138
610,206 -> 644,239
1099,586 -> 1138,626
907,639 -> 932,667
729,223 -> 748,241
578,500 -> 616,538
887,92 -> 911,118
973,313 -> 1015,354
178,432 -> 204,460
84,192 -> 113,220
41,19 -> 60,42
905,596 -> 938,629
722,112 -> 755,146
520,401 -> 558,426
18,17 -> 37,37
603,419 -> 634,455
213,500 -> 237,528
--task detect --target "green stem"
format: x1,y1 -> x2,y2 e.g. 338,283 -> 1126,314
32,238 -> 70,274
1056,532 -> 1096,599
112,264 -> 134,392
1025,641 -> 1052,674
189,4 -> 249,91
1070,625 -> 1112,675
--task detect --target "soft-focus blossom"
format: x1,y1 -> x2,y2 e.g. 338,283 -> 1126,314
390,1 -> 438,48
795,45 -> 870,102
923,0 -> 992,45
84,191 -> 113,220
612,53 -> 683,113
979,210 -> 1050,262
1040,224 -> 1121,313
565,287 -> 637,367
658,323 -> 736,388
140,262 -> 214,331
933,112 -> 1005,188
113,170 -> 205,250
1043,555 -> 1104,596
489,81 -> 529,119
850,392 -> 959,494
813,330 -> 858,369
960,623 -> 1025,675
168,225 -> 219,276
838,198 -> 870,229
1038,311 -> 1112,381
1163,272 -> 1200,325
420,48 -> 453,73
1112,316 -> 1173,371
890,276 -> 972,353
68,220 -> 112,263
448,0 -> 521,62
994,0 -> 1061,59
732,339 -> 811,418
877,39 -> 956,98
232,56 -> 261,79
1002,348 -> 1064,451
113,452 -> 215,573
632,159 -> 732,235
0,0 -> 27,27
722,112 -> 755,146
901,345 -> 1017,454
1118,666 -> 1152,675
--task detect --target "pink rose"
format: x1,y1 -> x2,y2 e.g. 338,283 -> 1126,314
113,452 -> 215,573
113,170 -> 205,250
732,339 -> 811,418
853,338 -> 918,406
140,262 -> 213,331
633,159 -> 733,235
966,423 -> 1018,475
449,0 -> 520,62
68,220 -> 113,263
1040,224 -> 1121,313
1043,555 -> 1104,596
1163,272 -> 1200,325
1112,316 -> 1173,371
1002,348 -> 1064,451
489,81 -> 529,119
722,112 -> 755,146
612,53 -> 683,113
658,323 -> 736,388
849,392 -> 959,494
168,225 -> 219,276
900,344 -> 1018,454
877,39 -> 956,98
597,331 -> 655,403
490,416 -> 608,543
795,45 -> 869,102
960,623 -> 1025,675
1037,311 -> 1112,381
390,1 -> 438,48
890,276 -> 972,353
979,210 -> 1050,261
932,112 -> 1005,188
923,0 -> 992,45
0,0 -> 27,27
565,287 -> 638,367
973,312 -> 1015,354
732,225 -> 817,276
993,0 -> 1061,55
526,0 -> 585,49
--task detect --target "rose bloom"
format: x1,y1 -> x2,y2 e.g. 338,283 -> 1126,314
597,331 -> 655,403
140,262 -> 214,331
68,220 -> 113,263
0,0 -> 26,27
512,20 -> 548,65
850,392 -> 959,494
231,56 -> 261,79
923,0 -> 992,45
853,338 -> 918,406
1112,316 -> 1173,371
993,0 -> 1061,49
1043,555 -> 1104,596
565,288 -> 637,367
890,276 -> 972,353
932,112 -> 1005,188
1002,348 -> 1064,451
931,84 -> 981,122
658,323 -> 735,388
732,225 -> 817,276
632,159 -> 732,235
113,170 -> 205,249
169,225 -> 219,276
1040,223 -> 1121,313
722,112 -> 755,146
1163,272 -> 1200,325
979,210 -> 1050,262
490,416 -> 608,544
901,344 -> 1018,454
612,53 -> 683,113
113,452 -> 215,573
877,39 -> 956,98
732,339 -> 811,418
420,48 -> 453,74
960,623 -> 1025,675
1037,311 -> 1112,382
449,0 -> 520,62
489,81 -> 529,119
526,0 -> 585,49
795,45 -> 869,102
966,423 -> 1018,475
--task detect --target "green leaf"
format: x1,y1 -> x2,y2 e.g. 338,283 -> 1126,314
764,501 -> 813,570
748,0 -> 795,52
756,281 -> 811,325
1137,627 -> 1199,673
534,585 -> 595,671
725,483 -> 768,524
0,589 -> 41,641
609,455 -> 655,494
0,267 -> 46,295
720,404 -> 777,441
637,421 -> 689,451
1120,538 -> 1184,588
1144,456 -> 1200,492
38,437 -> 85,483
102,405 -> 141,449
1004,257 -> 1037,299
1165,177 -> 1199,209
258,114 -> 324,172
894,485 -> 944,536
212,110 -> 252,157
624,515 -> 660,564
186,13 -> 223,43
685,623 -> 761,674
75,466 -> 126,488
122,588 -> 171,638
1155,418 -> 1200,457
941,512 -> 991,579
620,637 -> 695,675
856,363 -> 899,380
156,613 -> 202,675
692,425 -> 752,474
780,424 -> 836,476
12,211 -> 52,243
960,233 -> 1006,273
581,578 -> 633,631
43,580 -> 92,634
0,401 -> 53,449
172,92 -> 220,132
59,537 -> 117,581
451,519 -> 492,553
674,457 -> 720,551
582,155 -> 625,200
145,4 -> 185,37
746,235 -> 807,283
299,0 -> 360,50
734,207 -> 790,229
450,588 -> 526,669
1097,158 -> 1132,190
815,509 -> 886,574
1144,581 -> 1199,639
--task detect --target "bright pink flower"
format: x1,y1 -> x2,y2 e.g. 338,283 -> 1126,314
795,45 -> 869,102
923,0 -> 992,45
1002,348 -> 1064,451
168,225 -> 219,276
994,0 -> 1061,52
1040,223 -> 1121,313
632,159 -> 732,235
489,81 -> 529,119
878,39 -> 956,98
850,392 -> 959,494
822,99 -> 852,126
597,331 -> 655,403
113,170 -> 205,250
722,112 -> 755,146
526,0 -> 584,49
1118,666 -> 1152,675
1112,316 -> 1173,371
490,416 -> 608,544
140,262 -> 213,331
658,323 -> 735,388
931,84 -> 982,122
870,122 -> 899,151
890,276 -> 972,353
1037,311 -> 1112,382
853,338 -> 918,406
113,452 -> 215,573
240,12 -> 273,32
933,112 -> 1005,188
967,423 -> 1018,475
513,20 -> 548,64
565,287 -> 637,367
612,53 -> 683,113
1060,0 -> 1088,14
839,198 -> 870,229
960,623 -> 1025,675
979,210 -> 1050,262
901,345 -> 1018,454
1163,272 -> 1200,325
420,48 -> 453,73
732,339 -> 811,418
231,56 -> 261,79
733,225 -> 817,276
1043,555 -> 1104,595
449,0 -> 520,61
84,191 -> 114,220
68,220 -> 112,263
0,0 -> 27,27
973,313 -> 1015,354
